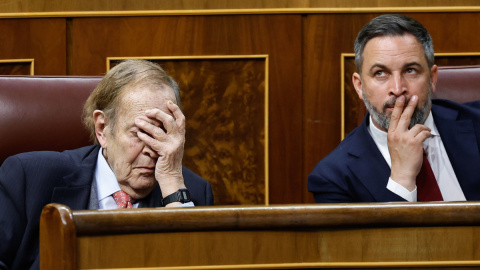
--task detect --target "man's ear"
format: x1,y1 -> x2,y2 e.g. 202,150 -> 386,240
93,110 -> 108,148
430,64 -> 438,94
352,72 -> 364,100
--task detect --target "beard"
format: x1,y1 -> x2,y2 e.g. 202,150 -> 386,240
362,83 -> 433,130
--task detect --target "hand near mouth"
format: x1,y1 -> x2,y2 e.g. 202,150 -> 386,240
387,95 -> 432,191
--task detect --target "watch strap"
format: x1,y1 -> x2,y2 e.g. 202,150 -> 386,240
162,189 -> 191,206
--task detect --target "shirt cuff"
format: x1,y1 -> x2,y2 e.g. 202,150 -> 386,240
387,177 -> 417,202
175,201 -> 195,207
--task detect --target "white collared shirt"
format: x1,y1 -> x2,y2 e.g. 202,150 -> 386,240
94,148 -> 194,209
94,148 -> 140,209
368,112 -> 466,202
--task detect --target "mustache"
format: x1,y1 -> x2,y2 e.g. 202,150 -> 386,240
383,96 -> 411,109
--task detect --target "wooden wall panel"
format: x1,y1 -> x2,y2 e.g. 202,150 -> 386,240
0,60 -> 33,75
1,0 -> 480,13
303,12 -> 480,203
109,57 -> 268,206
303,14 -> 368,203
159,58 -> 267,205
71,15 -> 302,204
0,19 -> 66,75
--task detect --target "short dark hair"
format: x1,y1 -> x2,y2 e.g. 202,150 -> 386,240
354,14 -> 434,74
82,59 -> 181,144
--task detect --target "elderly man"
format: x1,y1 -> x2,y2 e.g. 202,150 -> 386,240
308,14 -> 480,203
0,59 -> 213,269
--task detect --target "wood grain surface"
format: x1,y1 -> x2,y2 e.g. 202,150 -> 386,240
40,202 -> 480,269
1,0 -> 480,13
0,18 -> 66,75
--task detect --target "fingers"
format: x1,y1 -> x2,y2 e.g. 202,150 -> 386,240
134,100 -> 185,149
389,95 -> 421,133
388,95 -> 405,133
397,95 -> 419,131
145,109 -> 175,135
167,100 -> 186,133
409,124 -> 432,141
389,117 -> 431,144
136,129 -> 160,149
135,117 -> 167,141
144,101 -> 185,135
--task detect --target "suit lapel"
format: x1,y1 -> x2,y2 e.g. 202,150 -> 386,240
432,104 -> 480,200
51,145 -> 100,210
347,116 -> 406,202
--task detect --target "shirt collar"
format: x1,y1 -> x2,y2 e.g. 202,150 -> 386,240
424,110 -> 439,136
94,147 -> 121,201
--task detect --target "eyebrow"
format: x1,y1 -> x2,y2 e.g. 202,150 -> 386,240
368,62 -> 424,74
368,64 -> 388,74
403,62 -> 424,71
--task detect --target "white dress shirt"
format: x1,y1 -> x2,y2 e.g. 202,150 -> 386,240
368,112 -> 466,202
94,148 -> 194,209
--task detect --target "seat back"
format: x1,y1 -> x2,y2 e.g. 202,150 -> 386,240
435,65 -> 480,103
0,76 -> 102,165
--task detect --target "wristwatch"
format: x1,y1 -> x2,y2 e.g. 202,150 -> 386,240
162,189 -> 191,206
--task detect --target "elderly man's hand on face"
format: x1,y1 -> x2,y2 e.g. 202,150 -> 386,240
134,100 -> 186,204
387,95 -> 432,191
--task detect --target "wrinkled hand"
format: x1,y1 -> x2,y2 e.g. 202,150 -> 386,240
388,95 -> 431,191
135,100 -> 186,200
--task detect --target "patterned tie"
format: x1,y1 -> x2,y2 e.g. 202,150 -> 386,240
416,150 -> 443,201
112,190 -> 136,208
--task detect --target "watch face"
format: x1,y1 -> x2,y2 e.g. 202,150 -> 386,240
179,189 -> 191,202
181,190 -> 188,200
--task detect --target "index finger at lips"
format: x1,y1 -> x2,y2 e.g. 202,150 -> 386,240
397,95 -> 418,130
388,95 -> 405,132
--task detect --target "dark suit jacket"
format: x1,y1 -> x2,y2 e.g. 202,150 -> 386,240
308,99 -> 480,203
0,145 -> 214,270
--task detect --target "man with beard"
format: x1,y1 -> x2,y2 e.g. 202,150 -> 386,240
308,14 -> 480,203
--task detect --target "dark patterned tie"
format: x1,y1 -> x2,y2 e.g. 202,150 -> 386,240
416,150 -> 443,201
112,190 -> 136,208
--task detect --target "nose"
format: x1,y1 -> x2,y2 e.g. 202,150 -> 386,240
390,73 -> 407,96
142,144 -> 159,159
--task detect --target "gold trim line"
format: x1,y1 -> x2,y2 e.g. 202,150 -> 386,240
1,6 -> 480,18
85,260 -> 480,270
0,58 -> 35,75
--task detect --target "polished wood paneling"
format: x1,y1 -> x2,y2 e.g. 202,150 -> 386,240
342,55 -> 366,138
71,15 -> 302,204
40,204 -> 76,270
110,57 -> 268,205
0,19 -> 66,75
77,227 -> 480,269
303,13 -> 480,203
0,60 -> 33,75
1,0 -> 480,14
303,14 -> 370,203
40,202 -> 480,269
